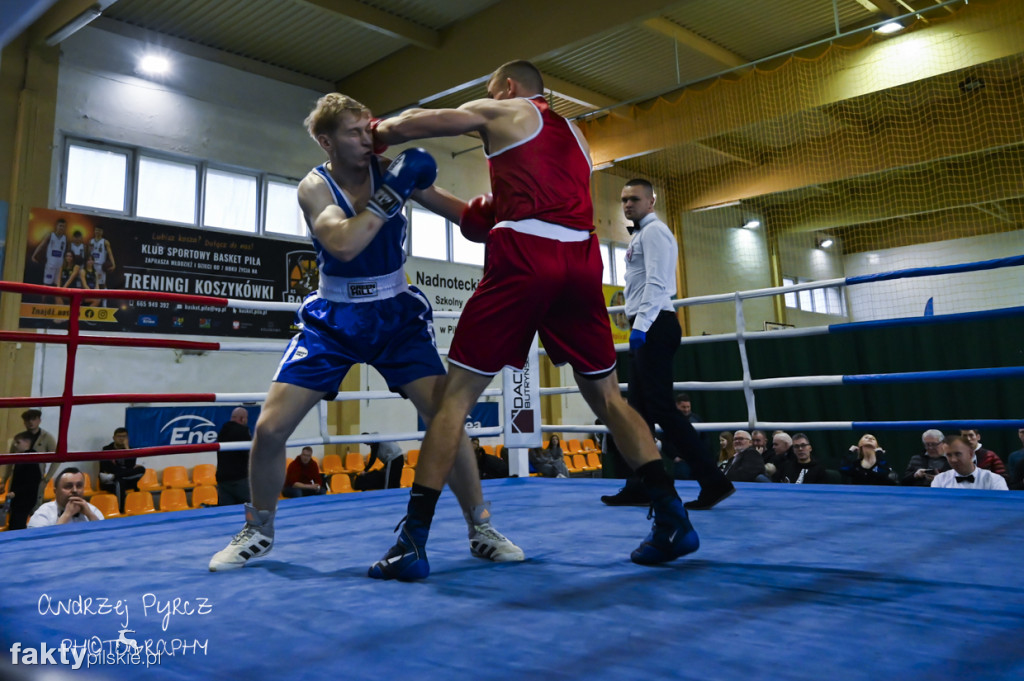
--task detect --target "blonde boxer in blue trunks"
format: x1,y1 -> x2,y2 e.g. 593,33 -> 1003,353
209,93 -> 522,571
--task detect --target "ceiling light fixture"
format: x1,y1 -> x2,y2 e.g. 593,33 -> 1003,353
818,237 -> 834,249
139,55 -> 171,75
874,21 -> 904,35
742,219 -> 760,230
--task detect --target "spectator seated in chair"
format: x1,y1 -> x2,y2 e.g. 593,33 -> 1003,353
473,437 -> 508,480
840,434 -> 895,485
900,429 -> 951,486
282,447 -> 327,497
529,435 -> 570,478
772,433 -> 828,484
27,467 -> 104,528
100,427 -> 145,512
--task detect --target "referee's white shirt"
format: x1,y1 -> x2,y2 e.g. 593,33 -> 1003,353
623,212 -> 677,333
930,467 -> 1008,490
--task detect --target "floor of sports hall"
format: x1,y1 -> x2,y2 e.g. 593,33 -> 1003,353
1,478 -> 1021,681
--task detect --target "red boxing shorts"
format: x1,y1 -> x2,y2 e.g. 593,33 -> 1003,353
447,224 -> 617,376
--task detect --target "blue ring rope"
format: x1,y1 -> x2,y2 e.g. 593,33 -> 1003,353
829,305 -> 1024,334
843,366 -> 1024,384
845,254 -> 1024,285
851,419 -> 1024,431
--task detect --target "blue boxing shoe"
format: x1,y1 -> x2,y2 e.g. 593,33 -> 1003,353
368,517 -> 430,581
630,497 -> 700,565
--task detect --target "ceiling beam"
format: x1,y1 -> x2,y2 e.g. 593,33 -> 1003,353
642,18 -> 746,68
542,73 -> 618,110
294,0 -> 439,50
27,0 -> 116,45
851,0 -> 903,17
338,0 -> 684,115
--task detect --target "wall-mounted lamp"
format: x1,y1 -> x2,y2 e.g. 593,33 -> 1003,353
139,54 -> 171,75
44,4 -> 103,46
742,219 -> 760,230
817,236 -> 834,249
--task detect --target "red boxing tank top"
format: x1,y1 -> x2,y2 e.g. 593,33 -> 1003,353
487,97 -> 594,232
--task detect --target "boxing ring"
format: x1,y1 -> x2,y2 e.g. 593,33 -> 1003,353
1,256 -> 1023,681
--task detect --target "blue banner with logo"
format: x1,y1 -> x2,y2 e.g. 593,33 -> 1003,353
125,405 -> 260,448
417,402 -> 498,432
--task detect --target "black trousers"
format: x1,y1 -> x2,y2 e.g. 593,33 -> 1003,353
627,311 -> 724,487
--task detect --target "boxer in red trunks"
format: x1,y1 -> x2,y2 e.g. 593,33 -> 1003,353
368,60 -> 699,581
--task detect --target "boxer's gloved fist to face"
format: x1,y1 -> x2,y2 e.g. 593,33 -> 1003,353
369,118 -> 388,155
367,148 -> 437,221
460,193 -> 496,243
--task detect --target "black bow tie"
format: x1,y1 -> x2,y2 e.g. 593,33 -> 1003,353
955,475 -> 975,483
627,220 -> 642,235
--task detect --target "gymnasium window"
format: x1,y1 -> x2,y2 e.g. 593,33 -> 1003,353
60,138 -> 304,239
599,242 -> 628,286
406,204 -> 485,267
783,276 -> 847,316
64,142 -> 129,213
265,180 -> 305,237
137,155 -> 197,225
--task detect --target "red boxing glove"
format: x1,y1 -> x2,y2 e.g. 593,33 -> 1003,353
369,118 -> 388,155
460,193 -> 496,243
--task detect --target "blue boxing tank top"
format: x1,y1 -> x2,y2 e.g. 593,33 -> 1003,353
310,157 -> 408,279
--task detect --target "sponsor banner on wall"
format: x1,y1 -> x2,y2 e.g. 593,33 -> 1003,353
125,405 -> 261,449
603,284 -> 629,346
404,256 -> 482,350
417,402 -> 498,433
21,208 -> 316,338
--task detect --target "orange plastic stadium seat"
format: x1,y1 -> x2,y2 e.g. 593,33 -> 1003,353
89,493 -> 121,519
329,474 -> 354,494
582,439 -> 599,453
585,452 -> 602,471
572,454 -> 589,473
81,473 -> 99,498
162,465 -> 193,490
123,491 -> 157,516
192,464 -> 217,487
321,454 -> 345,476
342,452 -> 366,474
406,449 -> 419,468
136,468 -> 161,492
568,439 -> 583,455
482,445 -> 495,456
43,477 -> 55,501
190,485 -> 218,508
564,455 -> 582,475
400,468 -> 415,488
158,488 -> 189,512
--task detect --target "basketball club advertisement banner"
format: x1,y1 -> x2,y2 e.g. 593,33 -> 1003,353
20,207 -> 316,338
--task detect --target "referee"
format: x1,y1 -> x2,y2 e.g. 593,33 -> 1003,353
601,179 -> 734,510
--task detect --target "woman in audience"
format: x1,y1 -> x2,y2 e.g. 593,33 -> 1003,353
717,431 -> 734,472
841,433 -> 895,485
529,435 -> 569,478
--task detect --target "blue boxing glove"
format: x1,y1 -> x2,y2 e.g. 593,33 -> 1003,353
629,328 -> 646,351
366,148 -> 438,220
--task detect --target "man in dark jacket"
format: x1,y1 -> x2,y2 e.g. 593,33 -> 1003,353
100,427 -> 145,511
723,431 -> 766,483
216,407 -> 252,506
773,433 -> 828,484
